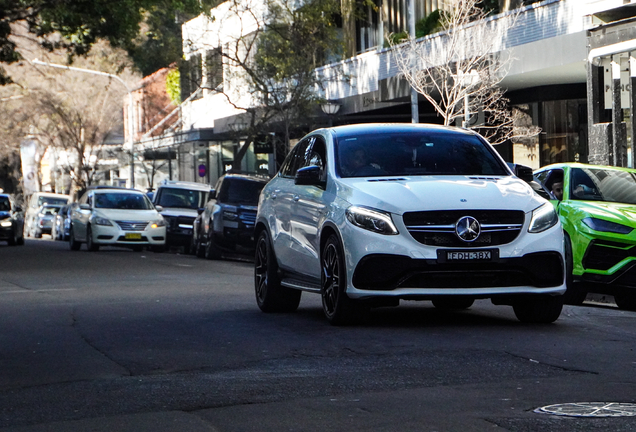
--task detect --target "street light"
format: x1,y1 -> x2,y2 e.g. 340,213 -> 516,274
321,100 -> 341,127
31,59 -> 136,188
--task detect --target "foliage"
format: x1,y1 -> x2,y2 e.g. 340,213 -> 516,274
0,0 -> 218,84
190,0 -> 343,170
165,68 -> 181,104
385,10 -> 444,47
0,31 -> 140,195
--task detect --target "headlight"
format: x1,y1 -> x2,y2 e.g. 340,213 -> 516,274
528,203 -> 559,233
150,218 -> 166,229
582,217 -> 633,234
93,216 -> 113,226
346,206 -> 398,235
0,220 -> 11,227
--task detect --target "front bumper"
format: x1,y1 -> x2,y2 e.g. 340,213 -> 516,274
341,211 -> 566,299
92,223 -> 166,246
0,224 -> 15,240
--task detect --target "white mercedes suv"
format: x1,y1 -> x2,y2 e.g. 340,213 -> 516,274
254,124 -> 565,325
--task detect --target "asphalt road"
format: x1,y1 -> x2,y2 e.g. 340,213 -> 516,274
0,238 -> 635,431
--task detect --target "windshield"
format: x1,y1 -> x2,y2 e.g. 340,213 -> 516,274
0,197 -> 9,211
38,196 -> 68,206
156,187 -> 209,209
336,131 -> 508,178
218,179 -> 265,205
40,206 -> 60,215
570,167 -> 636,205
94,193 -> 154,210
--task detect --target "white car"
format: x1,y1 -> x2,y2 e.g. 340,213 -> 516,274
69,188 -> 166,252
254,124 -> 566,325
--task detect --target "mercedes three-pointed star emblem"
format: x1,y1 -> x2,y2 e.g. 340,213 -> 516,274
455,216 -> 481,242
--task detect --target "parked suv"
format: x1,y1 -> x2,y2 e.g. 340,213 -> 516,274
254,124 -> 566,325
153,180 -> 212,253
193,173 -> 268,260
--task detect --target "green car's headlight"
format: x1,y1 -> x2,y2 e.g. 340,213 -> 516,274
528,202 -> 559,233
93,216 -> 113,226
582,217 -> 633,234
346,206 -> 398,235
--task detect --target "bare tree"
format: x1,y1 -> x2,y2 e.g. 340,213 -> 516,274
1,25 -> 139,196
391,0 -> 537,144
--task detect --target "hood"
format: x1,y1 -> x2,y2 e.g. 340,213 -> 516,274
157,208 -> 199,218
569,201 -> 636,227
0,211 -> 9,219
94,209 -> 161,221
337,175 -> 544,215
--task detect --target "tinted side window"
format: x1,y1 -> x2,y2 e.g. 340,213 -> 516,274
280,138 -> 312,178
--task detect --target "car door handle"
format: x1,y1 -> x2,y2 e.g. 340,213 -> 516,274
293,195 -> 300,202
271,189 -> 280,200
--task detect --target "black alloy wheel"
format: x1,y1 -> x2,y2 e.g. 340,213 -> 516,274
254,230 -> 301,313
321,234 -> 368,325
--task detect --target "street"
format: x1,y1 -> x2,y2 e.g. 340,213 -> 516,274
0,238 -> 635,431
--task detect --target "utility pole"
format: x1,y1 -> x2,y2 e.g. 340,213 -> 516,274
31,59 -> 136,188
408,0 -> 419,123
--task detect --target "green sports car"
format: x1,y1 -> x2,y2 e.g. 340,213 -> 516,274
534,163 -> 636,310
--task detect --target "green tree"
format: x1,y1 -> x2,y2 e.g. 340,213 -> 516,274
186,0 -> 343,170
0,0 -> 217,84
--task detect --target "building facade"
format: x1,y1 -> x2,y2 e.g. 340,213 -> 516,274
130,0 -> 636,189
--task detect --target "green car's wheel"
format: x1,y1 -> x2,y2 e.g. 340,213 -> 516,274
563,233 -> 587,306
614,294 -> 636,311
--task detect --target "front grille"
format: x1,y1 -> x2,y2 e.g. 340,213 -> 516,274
239,210 -> 257,227
583,240 -> 636,271
403,210 -> 524,247
176,216 -> 195,228
115,221 -> 149,231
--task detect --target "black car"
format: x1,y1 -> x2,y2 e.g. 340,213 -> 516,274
0,194 -> 25,246
192,173 -> 268,260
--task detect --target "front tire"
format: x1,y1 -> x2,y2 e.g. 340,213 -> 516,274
254,230 -> 301,313
614,293 -> 636,311
321,234 -> 368,325
69,227 -> 81,251
86,225 -> 99,251
205,230 -> 222,260
513,295 -> 564,323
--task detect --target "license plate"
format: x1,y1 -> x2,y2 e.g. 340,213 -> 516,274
437,249 -> 497,263
125,232 -> 142,240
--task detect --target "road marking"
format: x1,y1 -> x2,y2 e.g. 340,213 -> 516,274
0,288 -> 77,294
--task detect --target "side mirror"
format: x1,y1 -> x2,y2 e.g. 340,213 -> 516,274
295,165 -> 324,187
79,204 -> 90,211
512,164 -> 534,183
155,205 -> 163,212
197,207 -> 205,215
209,190 -> 216,200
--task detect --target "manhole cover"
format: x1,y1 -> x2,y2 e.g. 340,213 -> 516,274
535,402 -> 636,417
